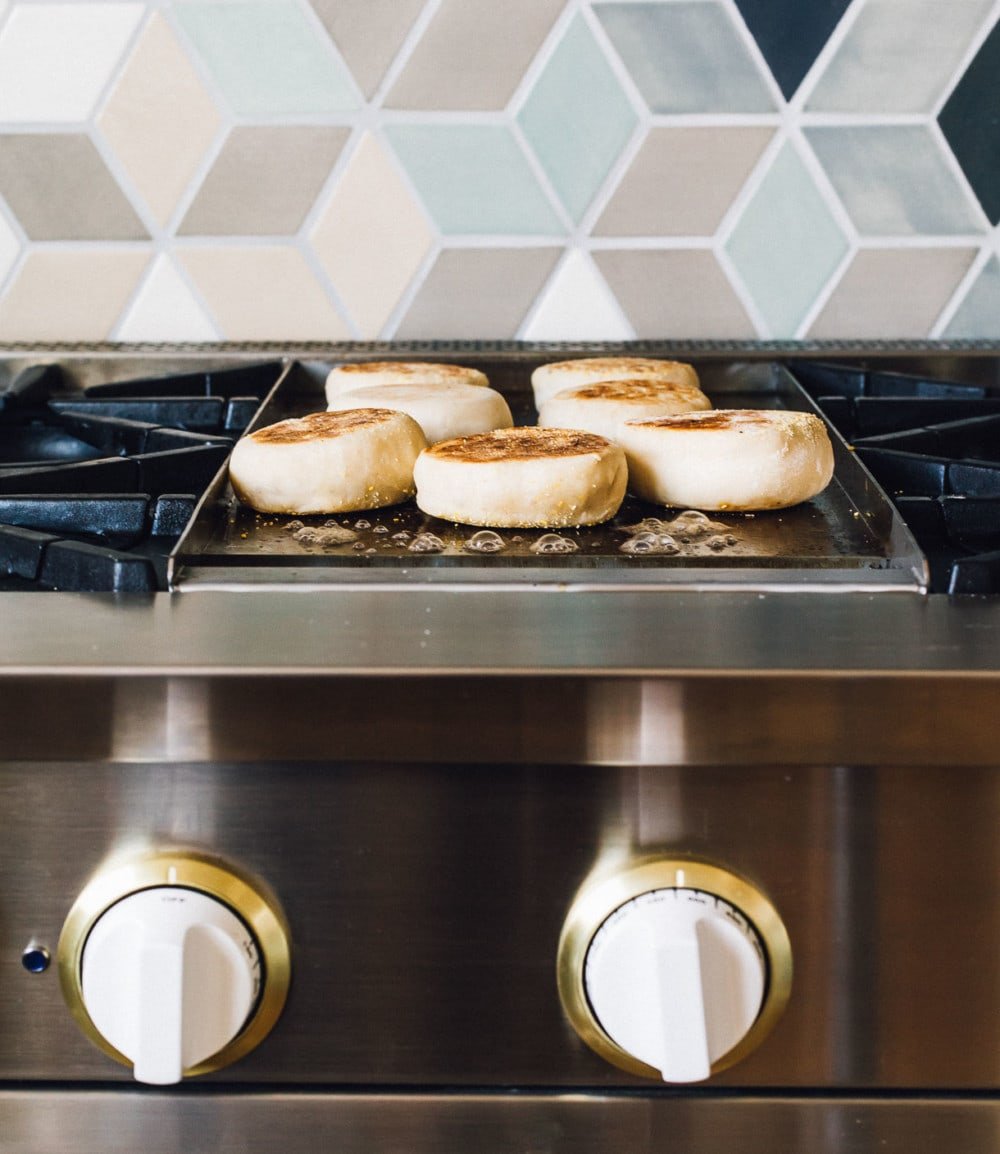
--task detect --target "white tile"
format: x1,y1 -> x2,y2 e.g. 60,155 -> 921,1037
0,3 -> 144,122
520,249 -> 633,340
115,254 -> 219,342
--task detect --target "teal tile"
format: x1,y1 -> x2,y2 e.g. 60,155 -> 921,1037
943,255 -> 1000,338
173,1 -> 359,116
594,1 -> 775,113
517,14 -> 636,224
725,141 -> 848,337
806,126 -> 987,236
384,124 -> 565,236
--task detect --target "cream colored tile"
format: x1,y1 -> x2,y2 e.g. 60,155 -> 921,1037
310,0 -> 426,99
179,245 -> 350,340
595,127 -> 775,237
310,133 -> 432,338
593,249 -> 756,338
99,14 -> 222,228
0,249 -> 150,341
808,248 -> 978,338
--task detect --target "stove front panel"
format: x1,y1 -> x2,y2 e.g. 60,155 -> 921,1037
1,758 -> 998,1089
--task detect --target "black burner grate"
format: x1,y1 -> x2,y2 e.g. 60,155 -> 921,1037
790,361 -> 1000,594
0,361 -> 282,591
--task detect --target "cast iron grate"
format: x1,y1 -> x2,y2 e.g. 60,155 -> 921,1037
0,361 -> 282,591
790,361 -> 1000,594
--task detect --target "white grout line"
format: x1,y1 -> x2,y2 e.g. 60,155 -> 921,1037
931,0 -> 1000,117
928,242 -> 993,337
786,0 -> 867,113
368,0 -> 442,111
925,117 -> 993,234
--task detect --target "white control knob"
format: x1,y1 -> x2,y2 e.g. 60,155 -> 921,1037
80,888 -> 261,1085
558,859 -> 791,1083
59,850 -> 291,1083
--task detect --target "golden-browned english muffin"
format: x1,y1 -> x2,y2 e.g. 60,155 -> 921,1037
617,409 -> 835,511
530,356 -> 700,407
327,382 -> 512,445
325,361 -> 489,404
229,409 -> 427,514
538,377 -> 711,442
413,426 -> 627,528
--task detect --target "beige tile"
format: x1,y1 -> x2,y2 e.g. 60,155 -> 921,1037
179,126 -> 351,237
310,133 -> 433,338
593,249 -> 756,338
0,134 -> 147,241
98,13 -> 222,228
808,247 -> 977,338
385,0 -> 564,110
310,0 -> 426,99
595,127 -> 775,237
0,249 -> 150,340
395,247 -> 562,338
179,245 -> 351,340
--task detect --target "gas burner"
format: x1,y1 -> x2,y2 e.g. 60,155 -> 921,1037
790,361 -> 1000,595
0,361 -> 283,591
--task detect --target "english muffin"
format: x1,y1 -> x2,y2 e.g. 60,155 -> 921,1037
531,357 -> 700,407
538,377 -> 711,442
327,382 -> 512,445
325,360 -> 489,404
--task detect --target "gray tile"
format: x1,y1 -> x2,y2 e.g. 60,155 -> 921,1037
594,1 -> 775,113
178,126 -> 351,237
805,126 -> 986,236
593,249 -> 756,337
395,247 -> 562,338
310,0 -> 427,99
944,255 -> 1000,338
386,0 -> 563,110
0,133 -> 147,240
595,126 -> 775,236
808,247 -> 977,338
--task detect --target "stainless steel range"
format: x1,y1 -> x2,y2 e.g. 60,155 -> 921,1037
1,343 -> 999,1154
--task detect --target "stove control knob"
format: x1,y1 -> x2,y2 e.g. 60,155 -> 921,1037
557,859 -> 791,1083
58,850 -> 291,1085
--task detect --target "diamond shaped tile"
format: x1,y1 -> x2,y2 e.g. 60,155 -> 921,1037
520,249 -> 633,340
592,249 -> 755,338
310,0 -> 426,99
386,0 -> 562,110
0,205 -> 19,290
116,255 -> 219,342
942,254 -> 1000,338
99,13 -> 222,229
517,13 -> 637,225
940,18 -> 1000,224
0,134 -> 147,240
808,247 -> 977,338
0,250 -> 150,341
595,127 -> 775,237
805,126 -> 987,236
394,247 -> 562,338
310,133 -> 433,338
174,1 -> 359,117
384,124 -> 564,236
0,3 -> 143,122
725,141 -> 848,337
179,126 -> 350,236
733,0 -> 851,100
179,245 -> 350,340
807,0 -> 994,113
594,1 -> 775,113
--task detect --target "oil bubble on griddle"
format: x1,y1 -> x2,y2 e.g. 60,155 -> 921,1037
463,530 -> 506,554
530,534 -> 579,555
620,531 -> 680,556
292,524 -> 358,546
408,532 -> 445,554
620,512 -> 740,557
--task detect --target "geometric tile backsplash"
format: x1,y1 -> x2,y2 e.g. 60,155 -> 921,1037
0,0 -> 997,343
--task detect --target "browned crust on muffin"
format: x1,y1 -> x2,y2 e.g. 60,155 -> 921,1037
250,409 -> 397,443
537,357 -> 698,381
629,410 -> 794,432
331,361 -> 484,382
427,427 -> 611,462
556,378 -> 708,403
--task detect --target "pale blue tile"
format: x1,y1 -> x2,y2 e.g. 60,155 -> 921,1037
725,141 -> 848,337
518,14 -> 636,224
806,126 -> 986,237
173,1 -> 359,116
807,0 -> 994,113
594,1 -> 775,113
943,255 -> 1000,337
384,124 -> 565,236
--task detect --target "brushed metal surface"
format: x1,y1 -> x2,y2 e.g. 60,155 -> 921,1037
3,1092 -> 1000,1154
2,761 -> 1000,1088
